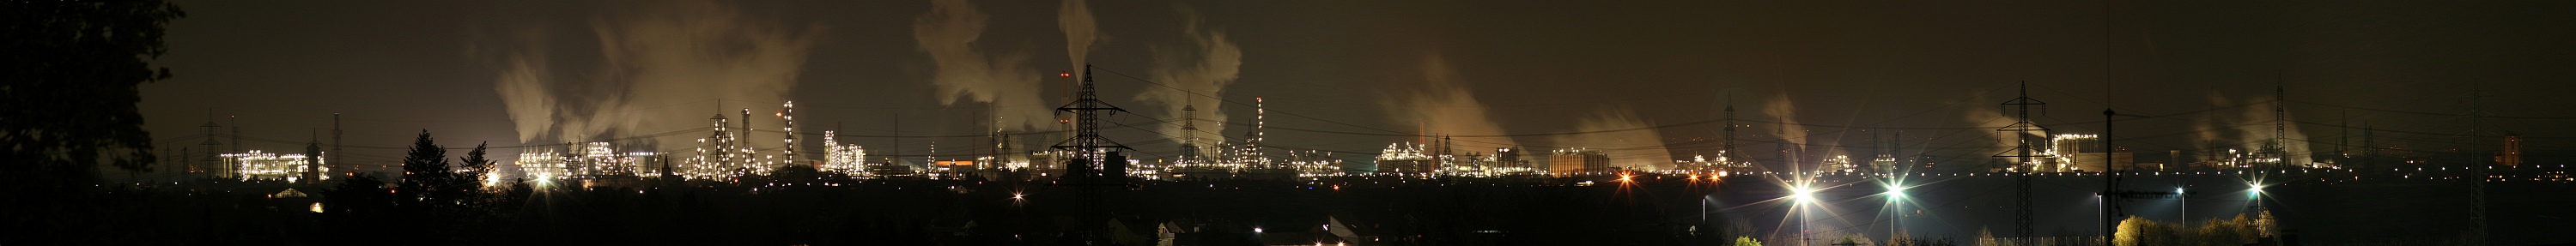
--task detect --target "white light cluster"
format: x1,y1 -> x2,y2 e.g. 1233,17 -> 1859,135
518,150 -> 565,184
228,150 -> 323,182
821,130 -> 871,177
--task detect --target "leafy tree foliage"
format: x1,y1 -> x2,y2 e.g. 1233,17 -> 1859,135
1,0 -> 184,243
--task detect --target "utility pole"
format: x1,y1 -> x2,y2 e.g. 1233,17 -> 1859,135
2467,83 -> 2488,244
230,115 -> 240,179
1050,64 -> 1133,244
1994,81 -> 2050,243
2274,82 -> 2287,170
2103,108 -> 2120,239
1723,91 -> 1736,164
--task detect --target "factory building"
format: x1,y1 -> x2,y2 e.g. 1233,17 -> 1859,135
1548,148 -> 1609,176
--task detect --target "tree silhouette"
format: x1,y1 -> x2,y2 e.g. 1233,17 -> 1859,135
460,141 -> 493,187
323,173 -> 395,243
398,130 -> 456,206
2,1 -> 185,243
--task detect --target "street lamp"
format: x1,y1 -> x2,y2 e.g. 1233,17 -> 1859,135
1885,180 -> 1907,242
2176,187 -> 2187,225
1789,183 -> 1816,246
1791,183 -> 1816,204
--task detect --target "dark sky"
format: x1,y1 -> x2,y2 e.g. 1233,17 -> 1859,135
130,0 -> 2576,177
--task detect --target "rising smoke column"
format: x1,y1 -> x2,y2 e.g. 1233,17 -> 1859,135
492,0 -> 820,150
1549,106 -> 1674,171
1384,55 -> 1516,149
1132,6 -> 1242,158
916,0 -> 1051,130
1763,91 -> 1810,168
2193,93 -> 2312,165
1061,0 -> 1101,74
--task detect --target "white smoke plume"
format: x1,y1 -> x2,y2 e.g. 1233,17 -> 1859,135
1549,106 -> 1673,171
1762,91 -> 1808,166
1386,55 -> 1516,149
1060,0 -> 1101,73
1132,7 -> 1242,157
1962,98 -> 2038,166
493,0 -> 819,150
2190,93 -> 2229,164
2194,93 -> 2312,165
916,0 -> 1051,130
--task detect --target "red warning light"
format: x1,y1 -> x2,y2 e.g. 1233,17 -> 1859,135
1060,71 -> 1072,77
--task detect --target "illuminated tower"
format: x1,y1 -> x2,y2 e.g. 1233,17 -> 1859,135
696,112 -> 738,180
781,101 -> 799,165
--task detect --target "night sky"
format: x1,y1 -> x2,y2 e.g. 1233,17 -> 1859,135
129,0 -> 2576,178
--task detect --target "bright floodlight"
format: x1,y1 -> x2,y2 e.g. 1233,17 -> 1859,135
1790,184 -> 1816,203
1885,184 -> 1905,200
2248,183 -> 2266,197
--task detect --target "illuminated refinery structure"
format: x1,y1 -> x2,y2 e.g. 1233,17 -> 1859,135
1152,97 -> 1342,179
683,109 -> 765,180
821,129 -> 870,177
226,150 -> 326,183
1672,151 -> 1751,175
1284,149 -> 1343,177
1374,141 -> 1433,175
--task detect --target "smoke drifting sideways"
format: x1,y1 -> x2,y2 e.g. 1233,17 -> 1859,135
492,1 -> 821,150
916,0 -> 1054,131
1548,107 -> 1674,171
2191,93 -> 2312,165
1130,6 -> 1242,158
1384,55 -> 1517,149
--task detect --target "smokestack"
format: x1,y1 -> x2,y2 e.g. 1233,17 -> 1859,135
306,130 -> 322,183
231,116 -> 240,178
741,107 -> 753,163
333,113 -> 343,178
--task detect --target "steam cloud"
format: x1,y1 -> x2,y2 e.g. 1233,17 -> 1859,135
1962,94 -> 2037,166
2192,93 -> 2312,165
1132,7 -> 1242,157
493,0 -> 820,151
916,0 -> 1051,130
1762,92 -> 1810,168
1060,0 -> 1100,74
1549,107 -> 1674,171
1386,55 -> 1516,148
